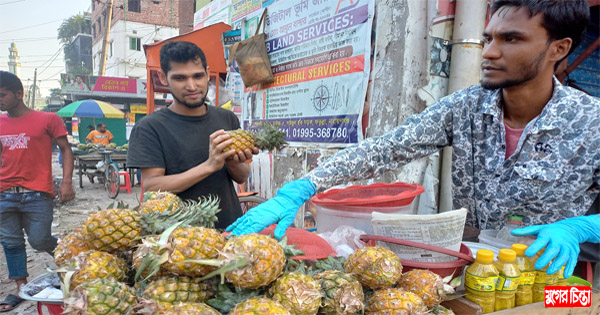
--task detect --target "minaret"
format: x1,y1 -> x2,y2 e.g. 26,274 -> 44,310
8,42 -> 21,78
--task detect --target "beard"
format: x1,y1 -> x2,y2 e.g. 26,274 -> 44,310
481,49 -> 547,90
172,93 -> 206,108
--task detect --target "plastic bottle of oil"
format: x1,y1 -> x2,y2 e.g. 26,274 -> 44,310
511,244 -> 535,306
531,249 -> 559,302
556,266 -> 568,286
465,249 -> 499,314
494,248 -> 521,311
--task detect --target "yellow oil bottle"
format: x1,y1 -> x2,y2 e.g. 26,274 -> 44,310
494,248 -> 521,311
512,244 -> 535,306
465,249 -> 499,314
557,266 -> 568,286
531,249 -> 559,302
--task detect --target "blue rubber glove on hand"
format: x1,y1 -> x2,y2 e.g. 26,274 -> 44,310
226,179 -> 317,239
511,215 -> 600,278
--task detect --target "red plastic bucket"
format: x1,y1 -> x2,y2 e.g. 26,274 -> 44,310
360,235 -> 475,278
311,182 -> 424,210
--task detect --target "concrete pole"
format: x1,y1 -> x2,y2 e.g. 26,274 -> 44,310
31,68 -> 37,109
438,0 -> 487,212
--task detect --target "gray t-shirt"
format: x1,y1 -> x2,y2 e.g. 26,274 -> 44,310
127,105 -> 243,229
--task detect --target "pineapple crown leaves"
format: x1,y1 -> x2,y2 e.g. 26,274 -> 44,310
134,221 -> 184,282
440,271 -> 464,301
311,255 -> 346,273
99,200 -> 130,211
207,282 -> 266,314
254,123 -> 287,151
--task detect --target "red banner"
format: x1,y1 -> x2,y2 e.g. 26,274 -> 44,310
545,286 -> 591,308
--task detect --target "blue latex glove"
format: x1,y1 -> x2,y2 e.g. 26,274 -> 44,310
511,215 -> 600,278
226,179 -> 317,239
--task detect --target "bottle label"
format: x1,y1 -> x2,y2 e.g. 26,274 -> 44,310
519,271 -> 535,286
496,274 -> 520,292
465,272 -> 498,292
534,271 -> 547,284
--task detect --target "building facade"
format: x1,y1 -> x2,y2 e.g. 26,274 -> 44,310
91,0 -> 180,78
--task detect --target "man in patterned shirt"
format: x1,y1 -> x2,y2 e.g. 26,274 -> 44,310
229,0 -> 599,279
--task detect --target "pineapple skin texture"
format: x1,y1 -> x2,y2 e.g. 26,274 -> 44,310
230,297 -> 291,315
162,302 -> 221,315
314,270 -> 365,314
223,234 -> 286,289
366,288 -> 428,315
164,227 -> 226,276
140,191 -> 183,215
67,250 -> 128,290
54,227 -> 93,266
344,246 -> 403,289
225,129 -> 255,152
83,208 -> 142,252
142,276 -> 215,305
269,271 -> 322,315
64,278 -> 137,315
397,269 -> 443,308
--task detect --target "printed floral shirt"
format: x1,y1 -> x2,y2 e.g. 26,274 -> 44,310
305,77 -> 600,230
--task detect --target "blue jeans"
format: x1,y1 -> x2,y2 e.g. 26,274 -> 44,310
0,191 -> 56,280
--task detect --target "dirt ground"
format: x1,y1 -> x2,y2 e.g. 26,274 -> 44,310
0,152 -> 141,314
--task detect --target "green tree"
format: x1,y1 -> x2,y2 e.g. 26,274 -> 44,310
49,88 -> 63,98
57,14 -> 91,44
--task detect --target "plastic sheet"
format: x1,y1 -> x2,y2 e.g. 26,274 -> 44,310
317,225 -> 366,258
21,273 -> 61,297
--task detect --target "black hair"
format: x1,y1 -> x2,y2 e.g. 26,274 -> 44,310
97,122 -> 107,128
159,41 -> 207,74
491,0 -> 590,58
0,70 -> 24,94
87,124 -> 95,130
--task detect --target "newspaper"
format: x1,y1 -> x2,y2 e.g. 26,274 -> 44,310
371,208 -> 467,263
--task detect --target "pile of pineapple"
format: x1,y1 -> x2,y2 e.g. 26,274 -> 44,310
53,191 -> 459,315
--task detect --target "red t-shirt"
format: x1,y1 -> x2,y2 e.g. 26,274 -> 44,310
0,110 -> 68,195
504,121 -> 524,160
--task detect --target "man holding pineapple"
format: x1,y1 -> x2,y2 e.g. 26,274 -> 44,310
127,41 -> 258,229
228,0 -> 600,282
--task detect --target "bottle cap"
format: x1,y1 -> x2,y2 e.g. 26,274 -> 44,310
476,249 -> 494,263
511,243 -> 528,255
498,248 -> 517,262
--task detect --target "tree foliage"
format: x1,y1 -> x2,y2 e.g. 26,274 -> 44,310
57,14 -> 91,44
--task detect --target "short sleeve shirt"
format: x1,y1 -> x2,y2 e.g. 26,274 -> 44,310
305,77 -> 600,230
86,130 -> 113,145
0,110 -> 68,195
127,105 -> 243,229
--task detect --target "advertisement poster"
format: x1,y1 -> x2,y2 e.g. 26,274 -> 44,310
235,0 -> 374,144
61,74 -> 147,98
194,0 -> 232,30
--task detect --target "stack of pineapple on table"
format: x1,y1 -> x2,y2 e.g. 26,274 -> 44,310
53,189 -> 461,315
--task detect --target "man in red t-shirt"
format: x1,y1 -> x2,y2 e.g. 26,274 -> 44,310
0,71 -> 75,312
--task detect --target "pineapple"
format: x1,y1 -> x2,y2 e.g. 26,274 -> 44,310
366,288 -> 428,315
269,271 -> 322,315
134,226 -> 226,279
65,250 -> 128,290
140,191 -> 183,216
430,305 -> 456,315
225,123 -> 287,152
54,227 -> 93,266
314,270 -> 364,314
209,233 -> 286,289
132,236 -> 172,280
63,278 -> 137,315
344,246 -> 403,289
141,276 -> 215,307
139,192 -> 221,234
397,269 -> 459,308
82,208 -> 142,252
163,302 -> 221,314
229,297 -> 291,315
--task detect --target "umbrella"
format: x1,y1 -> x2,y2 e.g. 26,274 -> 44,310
57,99 -> 125,120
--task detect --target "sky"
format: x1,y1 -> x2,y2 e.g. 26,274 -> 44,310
0,0 -> 91,96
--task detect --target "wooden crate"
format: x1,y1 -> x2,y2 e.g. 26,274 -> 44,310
441,288 -> 599,315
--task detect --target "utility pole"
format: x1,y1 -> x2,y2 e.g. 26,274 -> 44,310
31,68 -> 37,109
99,0 -> 114,76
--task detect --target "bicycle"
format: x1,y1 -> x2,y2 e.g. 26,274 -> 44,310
98,148 -> 121,199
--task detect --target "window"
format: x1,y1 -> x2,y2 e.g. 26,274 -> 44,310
129,37 -> 141,51
128,0 -> 141,13
109,41 -> 113,57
